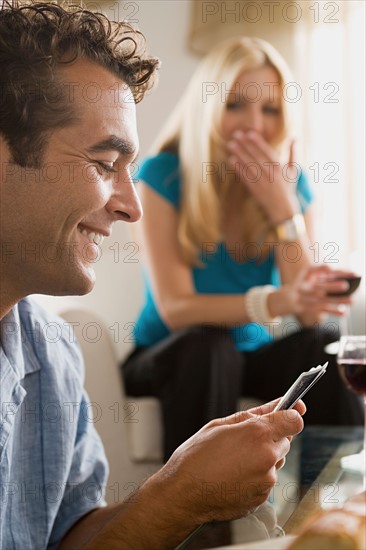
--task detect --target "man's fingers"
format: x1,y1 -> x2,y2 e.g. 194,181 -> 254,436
246,399 -> 306,418
246,399 -> 279,416
212,409 -> 257,427
292,400 -> 307,416
214,399 -> 306,429
268,409 -> 304,442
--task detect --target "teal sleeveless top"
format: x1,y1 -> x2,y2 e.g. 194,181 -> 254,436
133,152 -> 314,351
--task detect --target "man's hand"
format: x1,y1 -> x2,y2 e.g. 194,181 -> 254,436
60,400 -> 305,549
159,399 -> 305,524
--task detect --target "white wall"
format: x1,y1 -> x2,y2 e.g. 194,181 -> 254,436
132,1 -> 199,156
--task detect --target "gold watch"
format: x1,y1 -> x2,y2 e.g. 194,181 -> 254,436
274,214 -> 306,241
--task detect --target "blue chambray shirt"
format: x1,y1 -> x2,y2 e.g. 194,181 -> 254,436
0,298 -> 109,549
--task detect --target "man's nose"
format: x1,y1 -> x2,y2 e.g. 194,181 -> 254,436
106,169 -> 142,223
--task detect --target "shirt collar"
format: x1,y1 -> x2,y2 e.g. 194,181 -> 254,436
0,301 -> 41,380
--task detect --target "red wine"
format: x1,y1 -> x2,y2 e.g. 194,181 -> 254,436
338,359 -> 366,395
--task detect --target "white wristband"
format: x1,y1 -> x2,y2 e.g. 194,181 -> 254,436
246,285 -> 282,325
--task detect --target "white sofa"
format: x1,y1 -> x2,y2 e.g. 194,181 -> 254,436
61,309 -> 164,504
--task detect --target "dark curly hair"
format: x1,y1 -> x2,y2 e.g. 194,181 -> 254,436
0,2 -> 160,167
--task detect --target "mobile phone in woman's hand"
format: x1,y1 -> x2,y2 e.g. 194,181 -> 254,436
327,275 -> 361,297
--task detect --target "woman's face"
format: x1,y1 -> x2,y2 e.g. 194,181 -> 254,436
221,65 -> 283,145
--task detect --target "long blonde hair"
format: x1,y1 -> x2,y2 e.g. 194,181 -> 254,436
151,37 -> 294,265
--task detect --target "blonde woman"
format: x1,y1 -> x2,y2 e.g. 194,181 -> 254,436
122,37 -> 362,462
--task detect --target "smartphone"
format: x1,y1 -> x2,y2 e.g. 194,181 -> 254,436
274,362 -> 328,411
327,275 -> 361,297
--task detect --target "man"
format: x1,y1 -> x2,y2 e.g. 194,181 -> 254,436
0,3 -> 304,548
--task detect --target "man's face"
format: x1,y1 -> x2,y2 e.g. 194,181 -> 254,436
0,58 -> 142,298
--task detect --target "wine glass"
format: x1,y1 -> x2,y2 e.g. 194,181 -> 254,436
337,335 -> 366,476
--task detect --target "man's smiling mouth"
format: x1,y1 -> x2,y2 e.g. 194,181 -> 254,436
77,225 -> 105,246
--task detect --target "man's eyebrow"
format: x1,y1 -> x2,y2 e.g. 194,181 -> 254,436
87,135 -> 138,157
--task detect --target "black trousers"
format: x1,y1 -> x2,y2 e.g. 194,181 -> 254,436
121,325 -> 364,461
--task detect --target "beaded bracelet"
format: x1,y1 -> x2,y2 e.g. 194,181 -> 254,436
246,285 -> 282,325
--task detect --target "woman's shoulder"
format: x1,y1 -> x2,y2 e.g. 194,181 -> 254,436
137,151 -> 181,207
138,151 -> 179,178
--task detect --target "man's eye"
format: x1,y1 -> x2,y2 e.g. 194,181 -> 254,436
96,161 -> 117,174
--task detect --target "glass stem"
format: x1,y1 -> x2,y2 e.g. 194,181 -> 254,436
339,305 -> 350,336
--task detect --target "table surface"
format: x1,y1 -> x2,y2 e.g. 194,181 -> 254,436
281,425 -> 364,533
190,425 -> 364,549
